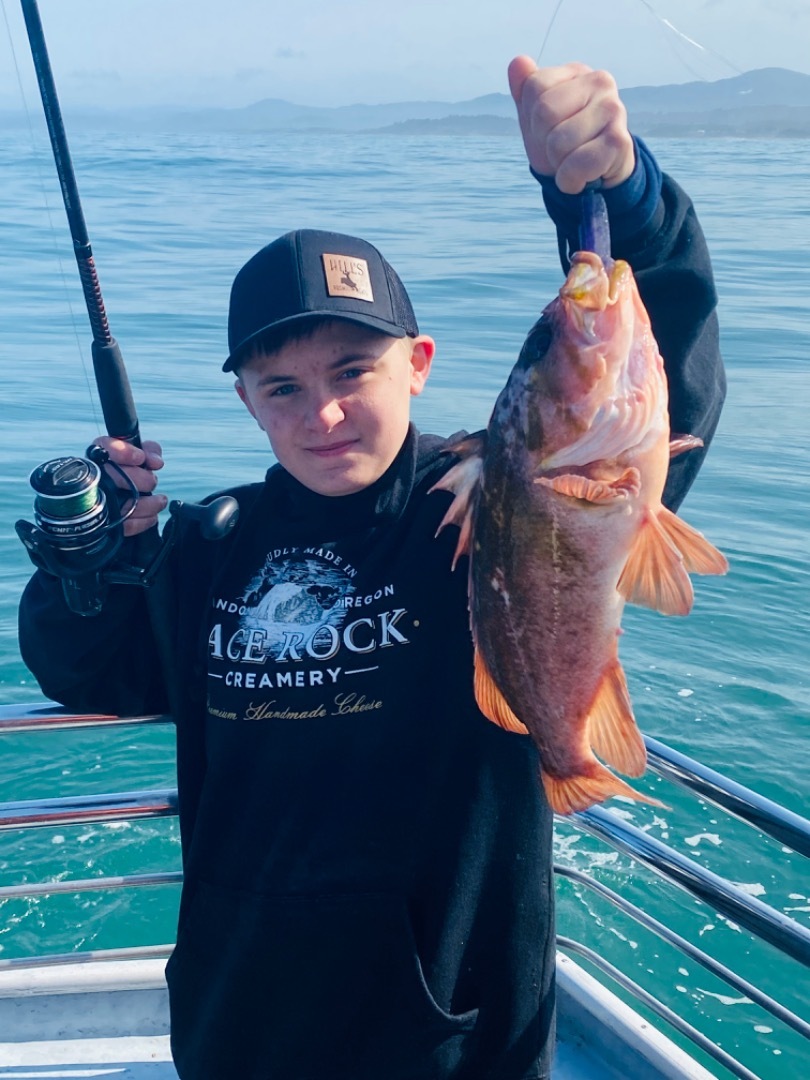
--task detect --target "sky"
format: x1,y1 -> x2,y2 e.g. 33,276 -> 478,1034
1,0 -> 808,110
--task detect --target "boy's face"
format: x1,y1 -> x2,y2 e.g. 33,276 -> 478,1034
235,320 -> 434,497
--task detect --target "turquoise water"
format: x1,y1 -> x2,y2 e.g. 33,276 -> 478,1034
0,127 -> 808,1077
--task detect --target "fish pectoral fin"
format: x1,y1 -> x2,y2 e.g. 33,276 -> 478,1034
669,433 -> 704,459
617,511 -> 695,616
535,467 -> 640,504
473,648 -> 529,735
429,440 -> 485,571
587,662 -> 646,777
618,507 -> 727,614
657,506 -> 729,576
542,761 -> 665,815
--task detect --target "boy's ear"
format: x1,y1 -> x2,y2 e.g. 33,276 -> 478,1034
409,336 -> 435,397
235,379 -> 264,429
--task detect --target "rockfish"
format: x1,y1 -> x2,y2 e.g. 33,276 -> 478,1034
434,248 -> 727,814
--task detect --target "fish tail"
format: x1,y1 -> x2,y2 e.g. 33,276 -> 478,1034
542,761 -> 666,815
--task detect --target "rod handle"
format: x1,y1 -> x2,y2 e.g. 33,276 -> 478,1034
91,339 -> 141,445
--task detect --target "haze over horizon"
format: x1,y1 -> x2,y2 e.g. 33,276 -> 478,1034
1,0 -> 808,112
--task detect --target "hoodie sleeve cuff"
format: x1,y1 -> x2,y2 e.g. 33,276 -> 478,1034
532,136 -> 664,256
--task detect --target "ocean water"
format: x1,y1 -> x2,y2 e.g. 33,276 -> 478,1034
0,125 -> 808,1078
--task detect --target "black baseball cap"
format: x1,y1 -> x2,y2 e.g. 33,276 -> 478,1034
223,229 -> 419,372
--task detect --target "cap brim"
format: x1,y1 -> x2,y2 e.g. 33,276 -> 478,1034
223,310 -> 407,372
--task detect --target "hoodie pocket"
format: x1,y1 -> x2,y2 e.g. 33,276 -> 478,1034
166,883 -> 478,1080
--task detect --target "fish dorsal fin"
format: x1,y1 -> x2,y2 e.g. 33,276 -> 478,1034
542,761 -> 665,815
669,434 -> 704,459
430,437 -> 485,570
657,506 -> 729,576
535,467 -> 641,505
587,661 -> 646,777
473,648 -> 529,735
617,511 -> 694,615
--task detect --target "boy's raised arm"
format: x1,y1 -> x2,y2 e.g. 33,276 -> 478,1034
508,56 -> 726,513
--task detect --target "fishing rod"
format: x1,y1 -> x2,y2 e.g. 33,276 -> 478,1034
15,0 -> 237,621
20,0 -> 139,443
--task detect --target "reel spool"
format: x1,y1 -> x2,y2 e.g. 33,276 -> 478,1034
30,456 -> 114,556
17,449 -> 240,617
16,452 -> 127,616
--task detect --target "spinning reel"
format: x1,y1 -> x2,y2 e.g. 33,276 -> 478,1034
16,444 -> 239,616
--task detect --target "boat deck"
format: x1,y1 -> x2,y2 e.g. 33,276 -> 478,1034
0,954 -> 714,1079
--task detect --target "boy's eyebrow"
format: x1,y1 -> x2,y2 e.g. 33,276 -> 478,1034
253,351 -> 382,387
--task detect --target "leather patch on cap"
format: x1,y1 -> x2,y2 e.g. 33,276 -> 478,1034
322,254 -> 374,302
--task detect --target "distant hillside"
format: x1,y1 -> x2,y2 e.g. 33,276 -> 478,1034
620,67 -> 810,113
371,106 -> 810,139
622,68 -> 810,137
371,69 -> 810,138
630,105 -> 810,139
370,69 -> 810,138
372,114 -> 518,136
3,68 -> 809,137
198,92 -> 517,132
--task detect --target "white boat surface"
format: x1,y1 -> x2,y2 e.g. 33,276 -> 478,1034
0,953 -> 717,1078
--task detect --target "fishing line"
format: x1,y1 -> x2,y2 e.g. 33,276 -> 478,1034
643,25 -> 710,87
535,0 -> 744,80
634,0 -> 744,78
536,0 -> 567,66
0,0 -> 101,432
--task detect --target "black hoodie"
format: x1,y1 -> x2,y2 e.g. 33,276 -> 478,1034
18,172 -> 724,1080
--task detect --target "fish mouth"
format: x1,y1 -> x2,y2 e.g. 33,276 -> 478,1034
561,254 -> 632,311
559,256 -> 635,343
560,251 -> 610,311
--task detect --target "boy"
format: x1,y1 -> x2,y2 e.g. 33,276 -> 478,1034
19,58 -> 725,1079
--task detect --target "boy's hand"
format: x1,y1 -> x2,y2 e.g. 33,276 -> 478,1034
92,436 -> 167,537
508,56 -> 635,194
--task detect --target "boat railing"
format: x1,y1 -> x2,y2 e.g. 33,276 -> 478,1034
557,933 -> 761,1080
0,703 -> 170,733
643,734 -> 810,858
553,737 -> 810,1078
1,702 -> 809,1078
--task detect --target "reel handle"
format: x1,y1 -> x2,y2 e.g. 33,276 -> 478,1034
168,497 -> 240,541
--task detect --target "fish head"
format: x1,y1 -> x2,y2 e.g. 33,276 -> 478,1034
497,251 -> 668,474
